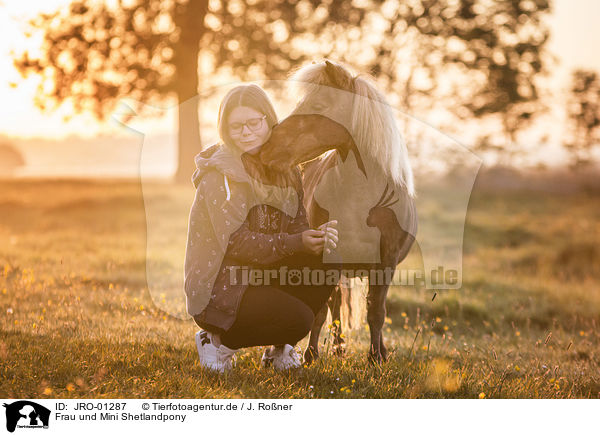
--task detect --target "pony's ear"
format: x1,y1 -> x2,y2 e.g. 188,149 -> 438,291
324,60 -> 336,82
324,60 -> 354,90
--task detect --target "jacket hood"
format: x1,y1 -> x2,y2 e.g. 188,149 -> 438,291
192,144 -> 251,188
191,142 -> 300,221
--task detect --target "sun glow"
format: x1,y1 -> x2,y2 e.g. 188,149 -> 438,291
0,0 -> 598,176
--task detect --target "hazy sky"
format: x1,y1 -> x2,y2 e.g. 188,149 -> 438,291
0,0 -> 599,170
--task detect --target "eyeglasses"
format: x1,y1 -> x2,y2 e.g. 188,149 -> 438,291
229,115 -> 266,135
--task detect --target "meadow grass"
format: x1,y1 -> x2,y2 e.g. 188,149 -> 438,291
1,179 -> 599,398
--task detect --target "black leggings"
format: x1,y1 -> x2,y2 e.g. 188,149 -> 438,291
220,253 -> 338,349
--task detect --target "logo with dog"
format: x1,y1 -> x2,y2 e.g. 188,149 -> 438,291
3,401 -> 50,432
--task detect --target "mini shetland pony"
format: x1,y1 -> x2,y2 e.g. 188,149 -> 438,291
259,61 -> 417,364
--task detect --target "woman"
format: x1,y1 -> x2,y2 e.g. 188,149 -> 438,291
184,84 -> 339,372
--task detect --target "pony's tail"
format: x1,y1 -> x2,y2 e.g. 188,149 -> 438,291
339,275 -> 368,332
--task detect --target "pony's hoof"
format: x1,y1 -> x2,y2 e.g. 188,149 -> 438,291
380,346 -> 388,362
304,346 -> 318,366
367,351 -> 385,365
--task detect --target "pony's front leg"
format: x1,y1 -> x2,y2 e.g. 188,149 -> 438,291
367,283 -> 389,364
304,303 -> 328,365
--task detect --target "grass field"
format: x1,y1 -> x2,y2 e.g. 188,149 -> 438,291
1,178 -> 599,398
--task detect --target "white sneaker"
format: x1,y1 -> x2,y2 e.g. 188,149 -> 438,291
261,344 -> 302,370
195,330 -> 237,373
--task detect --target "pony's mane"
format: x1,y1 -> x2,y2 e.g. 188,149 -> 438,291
291,61 -> 415,197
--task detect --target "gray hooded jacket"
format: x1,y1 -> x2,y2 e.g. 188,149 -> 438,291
184,144 -> 309,331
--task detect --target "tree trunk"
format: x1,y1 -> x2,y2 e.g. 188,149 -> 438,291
173,0 -> 208,184
175,95 -> 201,184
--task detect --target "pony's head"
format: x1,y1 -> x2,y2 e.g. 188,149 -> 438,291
290,60 -> 415,197
258,113 -> 365,176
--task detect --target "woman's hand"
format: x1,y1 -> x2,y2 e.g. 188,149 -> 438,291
302,220 -> 339,255
318,220 -> 338,254
302,229 -> 326,255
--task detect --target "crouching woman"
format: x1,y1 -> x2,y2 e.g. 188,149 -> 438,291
184,84 -> 338,372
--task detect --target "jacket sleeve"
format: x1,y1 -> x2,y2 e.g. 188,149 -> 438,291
184,181 -> 222,315
200,171 -> 306,266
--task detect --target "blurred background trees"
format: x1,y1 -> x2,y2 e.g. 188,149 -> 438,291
564,69 -> 600,167
329,0 -> 552,160
11,0 -> 562,181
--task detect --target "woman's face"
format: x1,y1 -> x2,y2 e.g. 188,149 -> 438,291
227,106 -> 271,154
